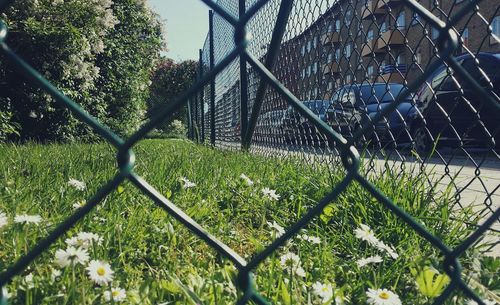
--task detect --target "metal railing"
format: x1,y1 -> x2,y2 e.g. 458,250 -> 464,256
0,0 -> 498,304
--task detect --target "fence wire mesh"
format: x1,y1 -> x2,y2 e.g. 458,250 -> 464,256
0,0 -> 499,304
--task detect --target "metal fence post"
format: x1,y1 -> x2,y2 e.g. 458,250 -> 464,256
186,97 -> 193,140
199,49 -> 205,143
209,10 -> 216,146
242,0 -> 294,150
239,0 -> 249,146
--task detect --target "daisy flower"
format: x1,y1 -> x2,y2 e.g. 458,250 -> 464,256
299,234 -> 321,244
0,212 -> 8,229
23,273 -> 34,289
104,287 -> 127,302
280,252 -> 306,277
312,281 -> 334,303
66,232 -> 102,249
14,214 -> 42,225
366,288 -> 402,305
356,255 -> 383,268
51,269 -> 62,281
267,221 -> 285,237
262,187 -> 280,201
467,299 -> 497,305
180,177 -> 196,189
375,241 -> 399,259
68,178 -> 86,191
72,200 -> 86,210
239,173 -> 254,186
86,260 -> 114,286
54,246 -> 89,267
354,224 -> 378,246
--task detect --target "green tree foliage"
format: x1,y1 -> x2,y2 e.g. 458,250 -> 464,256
0,0 -> 164,141
148,58 -> 197,131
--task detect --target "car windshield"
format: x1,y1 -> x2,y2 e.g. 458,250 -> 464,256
359,84 -> 405,104
304,101 -> 330,114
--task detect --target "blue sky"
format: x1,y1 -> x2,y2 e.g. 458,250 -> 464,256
148,0 -> 210,61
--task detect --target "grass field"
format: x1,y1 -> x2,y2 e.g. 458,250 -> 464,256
0,139 -> 498,305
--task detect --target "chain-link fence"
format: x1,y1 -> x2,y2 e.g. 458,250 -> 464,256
194,0 -> 500,250
188,0 -> 500,303
0,0 -> 499,304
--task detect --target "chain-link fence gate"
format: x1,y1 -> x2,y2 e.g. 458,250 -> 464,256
0,0 -> 499,304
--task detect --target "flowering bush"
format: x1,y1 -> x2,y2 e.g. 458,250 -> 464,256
0,0 -> 164,141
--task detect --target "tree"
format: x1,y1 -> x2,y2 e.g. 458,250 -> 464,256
0,0 -> 164,141
148,58 -> 197,131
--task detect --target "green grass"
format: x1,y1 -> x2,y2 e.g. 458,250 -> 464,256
0,139 -> 497,305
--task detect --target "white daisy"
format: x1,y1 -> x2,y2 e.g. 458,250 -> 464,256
0,212 -> 8,229
72,200 -> 86,210
467,299 -> 497,305
86,260 -> 114,286
267,221 -> 285,237
68,178 -> 86,191
23,273 -> 34,289
239,173 -> 254,186
299,234 -> 321,244
280,252 -> 306,277
54,246 -> 89,267
2,287 -> 11,299
14,214 -> 42,225
104,287 -> 127,302
375,241 -> 399,259
262,187 -> 280,201
354,224 -> 379,246
66,232 -> 102,249
366,288 -> 402,305
51,269 -> 62,281
356,255 -> 383,268
295,266 -> 306,278
312,281 -> 334,303
180,177 -> 196,189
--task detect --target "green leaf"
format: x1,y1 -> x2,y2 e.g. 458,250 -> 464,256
415,267 -> 450,298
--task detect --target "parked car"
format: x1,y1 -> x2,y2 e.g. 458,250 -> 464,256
326,83 -> 418,147
282,100 -> 331,146
412,52 -> 500,153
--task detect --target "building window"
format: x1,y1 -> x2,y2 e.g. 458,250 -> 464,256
493,16 -> 500,44
328,24 -> 334,33
335,48 -> 341,60
344,9 -> 353,26
415,48 -> 422,65
431,27 -> 439,40
301,45 -> 305,55
328,81 -> 334,91
367,65 -> 374,77
307,40 -> 311,52
367,29 -> 374,40
397,11 -> 405,30
411,12 -> 421,26
380,21 -> 387,33
328,53 -> 334,63
345,43 -> 352,57
346,74 -> 353,84
396,53 -> 406,65
335,19 -> 341,32
461,27 -> 469,50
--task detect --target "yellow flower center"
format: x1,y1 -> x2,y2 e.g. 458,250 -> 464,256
379,292 -> 390,300
97,267 -> 106,276
112,291 -> 120,297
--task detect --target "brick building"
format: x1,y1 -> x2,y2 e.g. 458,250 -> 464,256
271,0 -> 500,101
